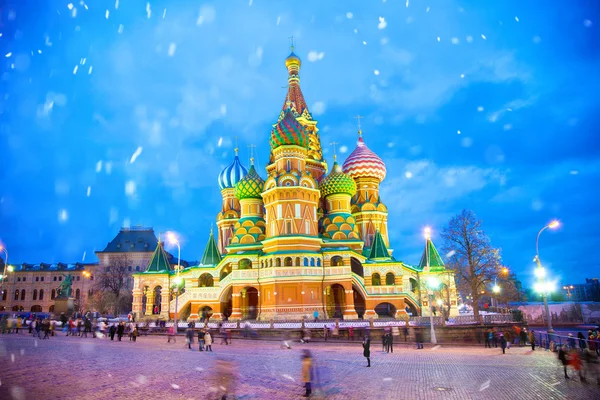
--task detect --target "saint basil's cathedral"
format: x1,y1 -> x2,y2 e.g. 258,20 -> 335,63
131,46 -> 459,321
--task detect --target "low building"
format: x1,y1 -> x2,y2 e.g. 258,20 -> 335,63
562,278 -> 600,302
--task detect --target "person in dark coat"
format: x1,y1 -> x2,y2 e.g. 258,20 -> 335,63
116,323 -> 125,341
109,324 -> 116,341
558,347 -> 570,379
387,332 -> 394,353
415,329 -> 424,349
520,328 -> 527,347
500,334 -> 507,354
363,336 -> 371,367
186,327 -> 194,350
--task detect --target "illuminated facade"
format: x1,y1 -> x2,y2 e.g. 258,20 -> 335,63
132,47 -> 458,321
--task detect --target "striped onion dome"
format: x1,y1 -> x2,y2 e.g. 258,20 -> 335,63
342,133 -> 386,182
320,161 -> 357,197
218,150 -> 248,190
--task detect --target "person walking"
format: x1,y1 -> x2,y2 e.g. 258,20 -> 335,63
323,326 -> 328,341
415,329 -> 424,349
219,323 -> 228,345
109,324 -> 116,340
578,332 -> 587,352
529,330 -> 536,351
117,322 -> 125,341
520,328 -> 528,347
348,326 -> 354,341
500,334 -> 507,354
388,332 -> 394,353
558,347 -> 570,379
204,330 -> 213,352
363,336 -> 371,367
301,350 -> 313,397
131,326 -> 139,342
198,329 -> 205,351
403,326 -> 409,342
167,325 -> 176,343
186,327 -> 194,350
313,310 -> 318,322
382,332 -> 387,352
16,317 -> 21,334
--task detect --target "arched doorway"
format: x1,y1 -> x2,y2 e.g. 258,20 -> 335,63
141,286 -> 149,315
284,257 -> 293,266
220,264 -> 232,280
351,257 -> 364,277
238,258 -> 252,270
153,286 -> 162,314
199,273 -> 214,287
220,287 -> 232,320
31,305 -> 42,312
375,302 -> 396,318
199,306 -> 213,321
241,287 -> 258,320
326,284 -> 346,319
353,287 -> 366,319
331,256 -> 343,266
404,299 -> 419,316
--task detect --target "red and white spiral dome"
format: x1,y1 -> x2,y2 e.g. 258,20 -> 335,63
342,135 -> 386,181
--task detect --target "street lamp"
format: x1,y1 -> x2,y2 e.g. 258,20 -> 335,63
427,276 -> 440,344
167,232 -> 181,335
82,271 -> 91,313
0,245 -> 8,301
563,285 -> 574,300
534,220 -> 559,333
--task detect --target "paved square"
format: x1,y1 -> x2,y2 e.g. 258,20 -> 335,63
1,334 -> 599,399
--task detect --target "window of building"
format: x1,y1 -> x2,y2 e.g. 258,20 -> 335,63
51,289 -> 56,300
386,273 -> 395,286
287,160 -> 291,171
372,273 -> 381,286
53,276 -> 57,281
59,276 -> 62,281
39,289 -> 44,300
295,204 -> 301,218
17,277 -> 20,282
22,277 -> 26,282
2,290 -> 6,301
76,276 -> 80,281
14,290 -> 19,301
21,290 -> 25,301
305,220 -> 310,234
41,277 -> 44,281
277,204 -> 282,218
128,266 -> 132,272
286,220 -> 292,234
33,289 -> 38,301
75,289 -> 80,300
35,277 -> 39,282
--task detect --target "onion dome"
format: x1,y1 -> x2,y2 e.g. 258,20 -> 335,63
234,161 -> 265,200
342,132 -> 386,181
320,160 -> 357,197
270,109 -> 309,149
285,50 -> 301,69
218,149 -> 248,190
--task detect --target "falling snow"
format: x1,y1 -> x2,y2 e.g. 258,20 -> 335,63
168,43 -> 177,56
378,17 -> 387,30
130,147 -> 143,163
146,2 -> 151,19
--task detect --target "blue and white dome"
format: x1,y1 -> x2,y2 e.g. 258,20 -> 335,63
218,151 -> 248,190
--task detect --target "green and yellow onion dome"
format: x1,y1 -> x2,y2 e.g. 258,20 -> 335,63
234,163 -> 265,200
320,161 -> 357,197
270,108 -> 309,149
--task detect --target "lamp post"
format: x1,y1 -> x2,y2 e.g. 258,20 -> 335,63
534,220 -> 559,333
424,226 -> 439,344
562,285 -> 574,300
492,281 -> 501,311
82,271 -> 91,313
1,246 -> 8,301
167,232 -> 181,336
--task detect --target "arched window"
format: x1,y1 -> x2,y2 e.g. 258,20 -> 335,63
14,289 -> 19,301
39,289 -> 44,300
51,289 -> 56,300
276,258 -> 282,267
128,266 -> 132,272
331,256 -> 343,266
303,258 -> 309,266
2,290 -> 6,301
284,257 -> 293,267
135,266 -> 140,272
295,257 -> 301,266
75,289 -> 80,299
310,258 -> 315,267
199,273 -> 214,287
238,259 -> 252,270
21,290 -> 25,301
372,273 -> 381,286
317,259 -> 321,267
386,273 -> 395,286
49,305 -> 55,313
33,289 -> 38,301
410,278 -> 418,293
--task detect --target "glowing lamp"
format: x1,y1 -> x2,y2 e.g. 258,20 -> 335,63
548,220 -> 560,229
436,299 -> 443,306
492,285 -> 501,294
7,265 -> 14,272
428,276 -> 440,289
424,227 -> 432,239
167,232 -> 178,245
174,276 -> 183,285
534,267 -> 546,279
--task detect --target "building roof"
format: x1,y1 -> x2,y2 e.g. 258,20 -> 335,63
418,238 -> 445,272
320,160 -> 357,197
368,231 -> 391,260
218,149 -> 248,190
99,227 -> 158,253
234,162 -> 265,200
200,230 -> 222,266
342,132 -> 387,182
270,108 -> 309,150
11,262 -> 98,272
281,49 -> 309,118
144,242 -> 172,274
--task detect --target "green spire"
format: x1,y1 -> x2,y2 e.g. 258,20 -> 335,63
145,241 -> 172,273
418,238 -> 445,271
368,230 -> 390,260
201,229 -> 222,266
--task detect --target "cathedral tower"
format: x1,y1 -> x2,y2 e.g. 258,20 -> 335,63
342,129 -> 390,249
217,148 -> 248,253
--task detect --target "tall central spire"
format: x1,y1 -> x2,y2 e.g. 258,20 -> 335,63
282,43 -> 309,117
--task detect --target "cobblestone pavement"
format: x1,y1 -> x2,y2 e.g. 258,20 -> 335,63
1,334 -> 599,399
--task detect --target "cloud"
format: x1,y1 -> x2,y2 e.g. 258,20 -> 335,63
307,51 -> 325,62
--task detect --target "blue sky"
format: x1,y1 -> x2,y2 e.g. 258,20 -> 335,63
1,1 -> 599,287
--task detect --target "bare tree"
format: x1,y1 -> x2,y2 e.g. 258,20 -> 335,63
94,254 -> 132,316
441,210 -> 502,318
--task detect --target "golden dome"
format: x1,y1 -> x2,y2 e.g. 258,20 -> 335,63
285,51 -> 301,69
